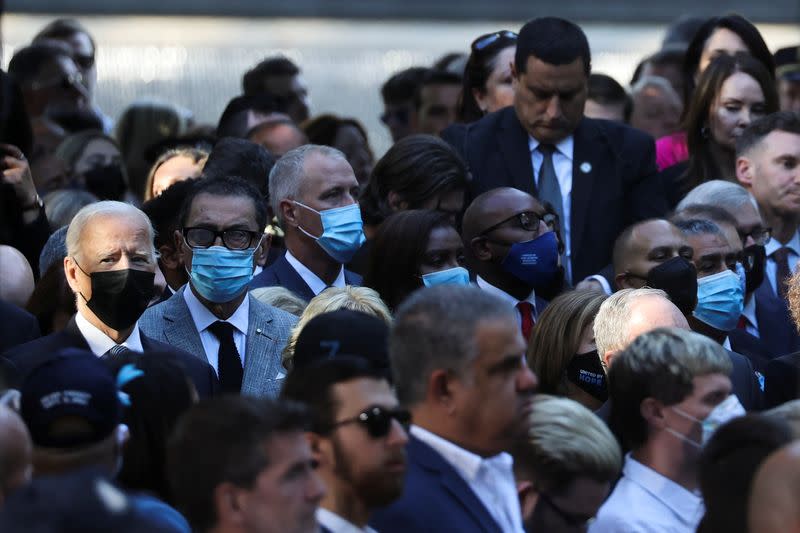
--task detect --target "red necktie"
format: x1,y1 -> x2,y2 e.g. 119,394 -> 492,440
517,301 -> 535,341
736,316 -> 747,330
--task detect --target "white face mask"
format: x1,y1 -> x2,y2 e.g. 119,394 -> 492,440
666,394 -> 746,448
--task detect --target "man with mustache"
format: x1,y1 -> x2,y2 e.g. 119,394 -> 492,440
443,17 -> 667,288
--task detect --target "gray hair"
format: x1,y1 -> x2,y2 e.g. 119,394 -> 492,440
65,201 -> 156,261
631,75 -> 680,102
594,288 -> 668,357
673,218 -> 724,238
676,180 -> 759,213
268,144 -> 348,221
609,327 -> 732,449
249,287 -> 307,317
390,285 -> 516,406
43,189 -> 99,230
513,395 -> 622,491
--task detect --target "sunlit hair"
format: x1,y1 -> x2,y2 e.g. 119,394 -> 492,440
144,147 -> 208,201
593,287 -> 668,358
65,201 -> 156,262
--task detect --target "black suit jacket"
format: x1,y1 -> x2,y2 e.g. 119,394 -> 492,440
1,316 -> 218,397
442,109 -> 668,283
728,329 -> 772,374
754,277 -> 800,359
0,301 -> 41,353
249,253 -> 363,302
764,352 -> 800,408
726,349 -> 763,411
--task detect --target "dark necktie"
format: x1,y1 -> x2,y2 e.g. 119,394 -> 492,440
207,321 -> 244,393
516,301 -> 535,341
104,344 -> 131,359
537,144 -> 564,227
772,247 -> 791,299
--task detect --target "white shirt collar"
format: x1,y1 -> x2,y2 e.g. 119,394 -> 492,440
475,275 -> 537,308
528,134 -> 574,160
722,337 -> 731,351
765,229 -> 800,256
316,508 -> 377,533
285,250 -> 346,296
623,454 -> 702,519
75,310 -> 144,356
410,425 -> 513,481
183,285 -> 250,335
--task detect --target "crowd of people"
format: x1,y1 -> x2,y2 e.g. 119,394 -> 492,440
0,11 -> 800,533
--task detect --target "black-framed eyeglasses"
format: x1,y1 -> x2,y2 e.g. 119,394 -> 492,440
473,30 -> 518,51
738,227 -> 771,246
327,406 -> 412,439
538,492 -> 596,530
479,211 -> 547,237
183,227 -> 261,250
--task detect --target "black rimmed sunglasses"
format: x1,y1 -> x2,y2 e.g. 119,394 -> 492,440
479,211 -> 549,236
328,406 -> 412,438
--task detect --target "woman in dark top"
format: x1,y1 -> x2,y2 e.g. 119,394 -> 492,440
458,30 -> 518,123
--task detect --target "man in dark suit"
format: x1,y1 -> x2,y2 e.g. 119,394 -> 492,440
251,145 -> 363,301
0,300 -> 40,353
370,286 -> 537,533
1,201 -> 218,397
443,17 -> 667,286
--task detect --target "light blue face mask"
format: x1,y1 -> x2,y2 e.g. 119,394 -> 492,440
189,244 -> 258,303
421,266 -> 471,287
693,269 -> 745,331
294,201 -> 366,264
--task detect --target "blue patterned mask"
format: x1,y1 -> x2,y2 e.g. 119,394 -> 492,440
189,245 -> 257,303
500,231 -> 560,291
693,269 -> 744,331
295,202 -> 366,264
421,266 -> 470,287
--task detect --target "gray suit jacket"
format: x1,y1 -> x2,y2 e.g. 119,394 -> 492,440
138,286 -> 297,398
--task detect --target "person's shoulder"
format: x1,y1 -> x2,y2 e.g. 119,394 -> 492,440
128,493 -> 191,533
768,351 -> 800,369
582,117 -> 653,146
248,295 -> 299,328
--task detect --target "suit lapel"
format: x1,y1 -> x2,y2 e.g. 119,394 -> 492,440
241,296 -> 282,396
162,287 -> 208,363
497,108 -> 536,196
754,279 -> 795,355
275,255 -> 316,302
570,119 -> 604,261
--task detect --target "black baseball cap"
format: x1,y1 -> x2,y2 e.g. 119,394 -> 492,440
775,46 -> 800,82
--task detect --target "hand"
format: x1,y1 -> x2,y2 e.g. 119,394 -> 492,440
0,143 -> 37,205
575,279 -> 603,292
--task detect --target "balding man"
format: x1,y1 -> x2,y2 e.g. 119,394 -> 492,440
1,201 -> 217,397
251,145 -> 363,301
611,219 -> 696,314
0,245 -> 35,309
0,405 -> 32,506
462,187 -> 562,340
748,441 -> 800,533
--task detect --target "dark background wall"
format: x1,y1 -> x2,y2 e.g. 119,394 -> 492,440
7,0 -> 800,23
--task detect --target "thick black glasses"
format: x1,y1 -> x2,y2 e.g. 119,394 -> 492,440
329,406 -> 412,438
479,211 -> 547,236
473,30 -> 518,51
738,227 -> 771,246
183,227 -> 261,250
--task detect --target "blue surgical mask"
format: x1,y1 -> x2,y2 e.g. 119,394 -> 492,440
500,231 -> 560,291
294,201 -> 366,263
189,245 -> 258,303
421,266 -> 470,287
693,269 -> 745,331
668,394 -> 746,448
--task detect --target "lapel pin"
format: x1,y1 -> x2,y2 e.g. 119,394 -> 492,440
580,162 -> 592,174
256,328 -> 262,334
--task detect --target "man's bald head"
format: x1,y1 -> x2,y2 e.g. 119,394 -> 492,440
461,187 -> 545,243
612,219 -> 691,289
0,246 -> 35,309
748,441 -> 800,533
0,405 -> 33,504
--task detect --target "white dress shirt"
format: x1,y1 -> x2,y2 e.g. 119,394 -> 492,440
285,250 -> 346,296
411,425 -> 525,533
764,230 -> 800,296
183,286 -> 248,374
529,135 -> 574,283
741,296 -> 759,338
590,454 -> 704,533
75,311 -> 144,356
317,508 -> 377,533
476,275 -> 538,325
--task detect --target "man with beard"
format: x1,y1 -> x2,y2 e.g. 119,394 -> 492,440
462,187 -> 562,341
281,357 -> 409,532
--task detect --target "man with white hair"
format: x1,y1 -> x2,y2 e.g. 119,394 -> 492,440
629,76 -> 682,141
250,144 -> 364,302
590,328 -> 741,533
1,201 -> 217,397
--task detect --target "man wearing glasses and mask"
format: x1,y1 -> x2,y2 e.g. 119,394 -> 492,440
140,175 -> 297,396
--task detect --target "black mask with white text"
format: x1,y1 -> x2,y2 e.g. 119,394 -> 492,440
566,350 -> 608,402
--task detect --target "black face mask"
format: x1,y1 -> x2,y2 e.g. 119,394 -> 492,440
76,264 -> 155,330
566,349 -> 608,403
632,256 -> 698,315
742,244 -> 766,295
83,164 -> 127,201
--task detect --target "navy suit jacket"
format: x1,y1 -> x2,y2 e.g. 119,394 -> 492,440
754,278 -> 800,359
0,301 -> 41,353
369,435 -> 503,533
249,253 -> 363,302
764,352 -> 800,408
728,329 -> 772,374
726,349 -> 763,411
1,316 -> 218,398
442,108 -> 668,283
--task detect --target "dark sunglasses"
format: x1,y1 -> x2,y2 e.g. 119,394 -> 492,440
738,227 -> 771,247
328,406 -> 412,438
183,227 -> 261,250
479,211 -> 547,236
473,30 -> 518,51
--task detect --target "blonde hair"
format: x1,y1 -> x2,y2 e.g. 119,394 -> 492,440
593,287 -> 668,358
249,287 -> 307,317
143,147 -> 208,201
788,270 -> 800,334
282,286 -> 392,369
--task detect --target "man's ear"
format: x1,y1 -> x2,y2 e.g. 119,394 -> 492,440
426,369 -> 457,413
280,199 -> 299,227
602,349 -> 618,369
159,244 -> 180,270
255,234 -> 272,267
471,236 -> 493,262
387,191 -> 409,212
517,480 -> 540,525
616,272 -> 636,290
736,155 -> 754,188
640,397 -> 667,429
63,256 -> 80,294
213,482 -> 245,527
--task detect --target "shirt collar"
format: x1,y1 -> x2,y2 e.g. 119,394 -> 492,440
75,310 -> 144,356
528,134 -> 574,160
475,275 -> 537,308
765,229 -> 800,257
285,250 -> 346,295
623,454 -> 702,523
410,425 -> 512,482
183,285 -> 249,335
316,508 -> 377,533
